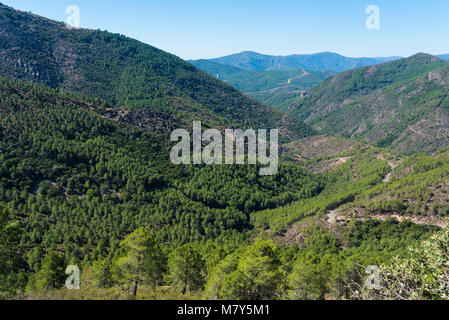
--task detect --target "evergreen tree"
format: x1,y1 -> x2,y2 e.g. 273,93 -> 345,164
90,256 -> 114,289
205,239 -> 282,300
168,244 -> 205,294
33,251 -> 66,290
114,228 -> 165,297
0,207 -> 27,298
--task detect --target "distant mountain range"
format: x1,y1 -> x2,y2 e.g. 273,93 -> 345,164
193,51 -> 449,73
193,51 -> 401,73
289,53 -> 449,154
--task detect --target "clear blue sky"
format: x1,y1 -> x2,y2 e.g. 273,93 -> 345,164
3,0 -> 449,60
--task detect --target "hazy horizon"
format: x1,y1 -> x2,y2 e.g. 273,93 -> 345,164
189,50 -> 406,61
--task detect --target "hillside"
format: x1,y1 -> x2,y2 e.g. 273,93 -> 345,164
253,140 -> 449,236
289,53 -> 449,153
0,3 -> 313,141
282,135 -> 364,161
2,76 -> 448,300
190,59 -> 335,110
208,51 -> 399,72
332,147 -> 449,227
0,77 -> 329,245
2,77 -> 447,300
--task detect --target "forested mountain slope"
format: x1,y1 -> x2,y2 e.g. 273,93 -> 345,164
2,77 -> 448,300
0,77 -> 325,252
0,3 -> 313,141
339,147 -> 449,225
289,53 -> 449,153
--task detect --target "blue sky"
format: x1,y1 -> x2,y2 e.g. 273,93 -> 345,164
3,0 -> 449,60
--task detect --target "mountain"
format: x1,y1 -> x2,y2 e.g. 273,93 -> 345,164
2,2 -> 449,302
0,3 -> 314,141
205,51 -> 400,72
289,53 -> 449,153
190,59 -> 336,110
438,54 -> 449,61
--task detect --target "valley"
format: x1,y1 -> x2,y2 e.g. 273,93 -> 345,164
1,2 -> 449,302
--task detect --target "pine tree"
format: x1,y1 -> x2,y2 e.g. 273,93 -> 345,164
34,251 -> 66,290
114,228 -> 165,297
168,244 -> 205,294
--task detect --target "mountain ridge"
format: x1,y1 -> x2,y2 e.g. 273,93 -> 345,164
194,51 -> 401,72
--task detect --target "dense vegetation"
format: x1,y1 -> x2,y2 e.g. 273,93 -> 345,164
252,147 -> 391,233
342,147 -> 449,220
0,75 -> 444,300
5,218 -> 438,300
1,75 -> 448,300
353,226 -> 449,300
0,78 -> 327,250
